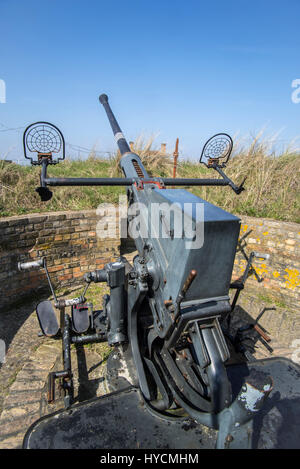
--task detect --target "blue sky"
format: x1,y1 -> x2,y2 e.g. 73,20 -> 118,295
0,0 -> 300,162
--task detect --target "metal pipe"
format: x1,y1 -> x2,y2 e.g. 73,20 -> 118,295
214,166 -> 244,194
40,159 -> 48,187
45,177 -> 135,186
164,178 -> 228,186
62,314 -> 71,374
18,258 -> 44,271
71,333 -> 107,344
44,176 -> 229,187
44,260 -> 58,304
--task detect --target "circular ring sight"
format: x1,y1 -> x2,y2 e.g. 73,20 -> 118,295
200,133 -> 233,167
23,121 -> 65,165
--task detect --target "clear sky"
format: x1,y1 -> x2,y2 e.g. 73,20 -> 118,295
0,0 -> 300,162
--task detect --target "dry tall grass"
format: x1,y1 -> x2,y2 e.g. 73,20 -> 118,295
0,133 -> 299,222
109,134 -> 174,178
180,133 -> 300,222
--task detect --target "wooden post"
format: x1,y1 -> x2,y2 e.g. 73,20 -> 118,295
173,138 -> 179,179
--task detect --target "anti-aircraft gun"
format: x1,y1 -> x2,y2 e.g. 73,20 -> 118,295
20,95 -> 300,450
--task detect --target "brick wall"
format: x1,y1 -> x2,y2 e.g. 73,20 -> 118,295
232,216 -> 300,309
0,210 -> 119,311
0,210 -> 299,311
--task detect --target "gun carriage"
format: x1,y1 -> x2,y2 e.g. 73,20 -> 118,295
18,95 -> 300,449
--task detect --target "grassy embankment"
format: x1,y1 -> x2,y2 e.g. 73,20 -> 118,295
0,135 -> 299,222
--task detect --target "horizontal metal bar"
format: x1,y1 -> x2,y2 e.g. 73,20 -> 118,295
162,178 -> 228,186
45,177 -> 134,186
71,333 -> 107,344
44,177 -> 229,187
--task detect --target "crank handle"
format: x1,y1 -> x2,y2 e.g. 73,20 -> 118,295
254,324 -> 271,343
253,252 -> 270,261
18,258 -> 45,271
64,296 -> 86,307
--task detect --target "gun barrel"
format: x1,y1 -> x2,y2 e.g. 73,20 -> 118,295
99,94 -> 131,156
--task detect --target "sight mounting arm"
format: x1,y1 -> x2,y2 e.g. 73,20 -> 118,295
214,165 -> 246,195
35,163 -> 241,201
25,93 -> 245,201
36,165 -> 241,201
33,94 -> 244,200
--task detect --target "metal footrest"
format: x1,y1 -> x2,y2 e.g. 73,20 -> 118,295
36,301 -> 59,337
71,303 -> 92,334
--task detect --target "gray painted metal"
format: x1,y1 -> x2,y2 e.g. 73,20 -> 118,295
130,185 -> 240,310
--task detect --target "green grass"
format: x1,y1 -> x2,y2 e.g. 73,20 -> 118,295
1,136 -> 299,222
0,157 -> 126,217
256,292 -> 291,310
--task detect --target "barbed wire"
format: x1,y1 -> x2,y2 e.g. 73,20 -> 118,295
66,142 -> 112,156
0,123 -> 114,159
0,121 -> 296,144
0,122 -> 25,133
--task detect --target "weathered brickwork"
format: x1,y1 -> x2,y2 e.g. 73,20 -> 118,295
232,215 -> 300,310
0,210 -> 119,311
0,210 -> 299,311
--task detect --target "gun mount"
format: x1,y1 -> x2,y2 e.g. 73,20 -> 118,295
19,94 -> 300,450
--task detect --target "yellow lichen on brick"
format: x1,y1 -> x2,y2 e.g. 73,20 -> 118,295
255,263 -> 268,277
284,268 -> 300,290
38,244 -> 51,250
273,271 -> 280,278
237,259 -> 247,274
263,231 -> 269,236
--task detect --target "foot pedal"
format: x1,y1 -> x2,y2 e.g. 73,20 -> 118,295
36,301 -> 59,337
71,303 -> 92,334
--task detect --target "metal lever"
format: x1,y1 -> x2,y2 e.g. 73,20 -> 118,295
253,252 -> 270,261
173,270 -> 197,321
18,257 -> 57,304
18,258 -> 45,271
241,251 -> 269,284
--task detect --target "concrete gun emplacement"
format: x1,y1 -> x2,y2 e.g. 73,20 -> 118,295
20,95 -> 300,450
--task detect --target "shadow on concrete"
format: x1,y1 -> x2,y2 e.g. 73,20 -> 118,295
225,304 -> 276,361
74,344 -> 105,403
226,357 -> 300,449
0,298 -> 40,372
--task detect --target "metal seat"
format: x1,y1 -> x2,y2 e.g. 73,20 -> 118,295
23,357 -> 300,449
